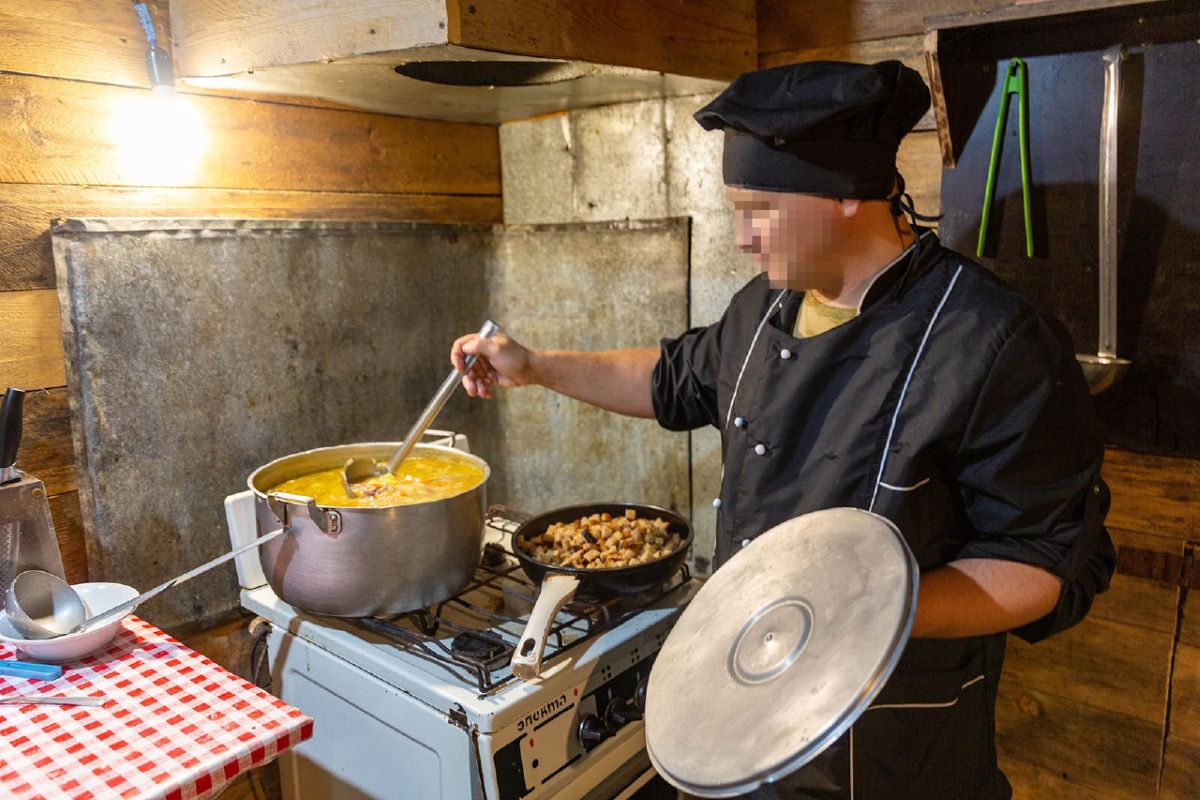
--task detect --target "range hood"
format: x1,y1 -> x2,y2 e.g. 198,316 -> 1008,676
170,0 -> 756,123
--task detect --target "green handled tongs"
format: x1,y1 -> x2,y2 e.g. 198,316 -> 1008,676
978,58 -> 1033,257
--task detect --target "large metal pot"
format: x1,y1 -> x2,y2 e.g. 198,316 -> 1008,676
247,441 -> 489,617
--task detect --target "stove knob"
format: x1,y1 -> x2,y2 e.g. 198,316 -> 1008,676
577,714 -> 609,749
606,697 -> 642,728
634,679 -> 648,713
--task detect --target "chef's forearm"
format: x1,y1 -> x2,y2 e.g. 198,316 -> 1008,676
909,558 -> 1062,639
528,348 -> 659,418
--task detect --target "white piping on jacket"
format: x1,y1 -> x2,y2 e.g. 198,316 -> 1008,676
867,674 -> 986,711
850,673 -> 986,799
849,726 -> 855,799
878,477 -> 931,492
867,264 -> 964,513
854,236 -> 925,313
723,290 -> 788,431
722,237 -> 927,433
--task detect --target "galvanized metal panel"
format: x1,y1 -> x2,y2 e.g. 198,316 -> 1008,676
500,96 -> 760,573
52,217 -> 688,628
477,220 -> 690,516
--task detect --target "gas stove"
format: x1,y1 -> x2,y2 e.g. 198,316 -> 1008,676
223,454 -> 700,800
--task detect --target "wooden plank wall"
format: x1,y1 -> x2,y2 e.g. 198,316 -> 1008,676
0,0 -> 501,587
758,2 -> 1198,798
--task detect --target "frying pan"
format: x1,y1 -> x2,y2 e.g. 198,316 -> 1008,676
509,502 -> 692,679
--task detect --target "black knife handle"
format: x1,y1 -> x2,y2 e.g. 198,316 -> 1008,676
1,387 -> 25,471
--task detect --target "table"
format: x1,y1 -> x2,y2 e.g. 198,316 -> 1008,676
0,616 -> 312,800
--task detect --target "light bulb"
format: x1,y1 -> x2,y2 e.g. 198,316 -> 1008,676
108,88 -> 207,185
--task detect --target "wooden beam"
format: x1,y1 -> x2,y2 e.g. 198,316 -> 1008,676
1002,615 -> 1173,726
924,29 -> 956,167
925,0 -> 1167,31
1183,579 -> 1200,649
1092,527 -> 1183,634
922,0 -> 1186,170
0,0 -> 411,112
997,757 -> 1124,800
0,290 -> 65,390
171,0 -> 451,78
0,0 -> 170,87
995,680 -> 1163,799
16,387 -> 75,497
1103,449 -> 1200,541
47,490 -> 87,584
0,183 -> 503,292
0,73 -> 501,194
447,0 -> 757,81
756,0 -> 1161,56
756,0 -> 1011,56
896,130 -> 943,218
1160,734 -> 1200,800
1170,643 -> 1200,743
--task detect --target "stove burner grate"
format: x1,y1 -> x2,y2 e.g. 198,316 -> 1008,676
450,630 -> 509,671
356,506 -> 691,694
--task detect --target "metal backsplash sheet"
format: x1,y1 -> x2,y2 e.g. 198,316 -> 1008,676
478,220 -> 690,515
52,218 -> 688,628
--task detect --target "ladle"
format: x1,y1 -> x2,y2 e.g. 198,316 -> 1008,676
5,569 -> 86,640
1077,45 -> 1132,394
7,525 -> 288,639
341,319 -> 499,495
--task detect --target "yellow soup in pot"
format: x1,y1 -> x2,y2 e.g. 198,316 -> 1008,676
269,453 -> 486,508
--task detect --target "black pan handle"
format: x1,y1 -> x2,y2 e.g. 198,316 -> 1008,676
1,387 -> 25,473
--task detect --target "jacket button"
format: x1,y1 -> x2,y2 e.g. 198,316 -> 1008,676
780,349 -> 792,360
734,416 -> 746,428
712,498 -> 722,509
741,538 -> 751,548
754,443 -> 767,456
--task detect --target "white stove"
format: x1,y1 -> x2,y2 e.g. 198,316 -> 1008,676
223,443 -> 700,800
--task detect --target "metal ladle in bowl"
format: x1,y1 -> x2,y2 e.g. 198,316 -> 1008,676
6,525 -> 288,639
5,570 -> 86,639
1077,45 -> 1132,394
341,319 -> 499,496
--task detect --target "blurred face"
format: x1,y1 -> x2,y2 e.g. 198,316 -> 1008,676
727,187 -> 850,291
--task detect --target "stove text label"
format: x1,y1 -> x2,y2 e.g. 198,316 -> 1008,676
518,693 -> 569,733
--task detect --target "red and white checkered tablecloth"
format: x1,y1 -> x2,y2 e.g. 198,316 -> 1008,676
0,616 -> 313,800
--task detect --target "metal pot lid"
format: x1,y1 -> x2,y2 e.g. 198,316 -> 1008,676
644,507 -> 917,798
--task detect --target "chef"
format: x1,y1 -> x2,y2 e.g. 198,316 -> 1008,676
453,60 -> 1115,799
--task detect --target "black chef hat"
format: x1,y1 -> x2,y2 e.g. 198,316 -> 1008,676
695,60 -> 930,199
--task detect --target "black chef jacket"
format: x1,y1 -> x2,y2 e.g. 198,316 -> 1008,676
651,234 -> 1115,800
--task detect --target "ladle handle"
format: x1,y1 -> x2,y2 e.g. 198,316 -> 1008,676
0,694 -> 104,706
71,527 -> 288,635
386,319 -> 499,474
1098,45 -> 1124,358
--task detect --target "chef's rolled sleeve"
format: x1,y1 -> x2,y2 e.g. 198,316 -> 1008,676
651,320 -> 724,432
954,310 -> 1116,643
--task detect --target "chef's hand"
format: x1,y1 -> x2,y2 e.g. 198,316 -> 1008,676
451,331 -> 536,399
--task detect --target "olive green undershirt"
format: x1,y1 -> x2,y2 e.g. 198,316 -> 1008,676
793,291 -> 860,338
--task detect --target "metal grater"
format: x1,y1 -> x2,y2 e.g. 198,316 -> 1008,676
0,473 -> 65,603
0,520 -> 18,609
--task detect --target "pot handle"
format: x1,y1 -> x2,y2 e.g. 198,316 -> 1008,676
511,574 -> 580,680
486,504 -> 532,525
266,492 -> 342,535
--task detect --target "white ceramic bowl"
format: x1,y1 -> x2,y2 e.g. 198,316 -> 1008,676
0,582 -> 138,663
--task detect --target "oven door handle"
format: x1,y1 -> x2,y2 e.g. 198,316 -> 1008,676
611,765 -> 659,800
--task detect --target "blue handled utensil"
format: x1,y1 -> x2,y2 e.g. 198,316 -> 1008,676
0,659 -> 62,680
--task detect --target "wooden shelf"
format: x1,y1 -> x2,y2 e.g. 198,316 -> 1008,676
922,0 -> 1183,166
